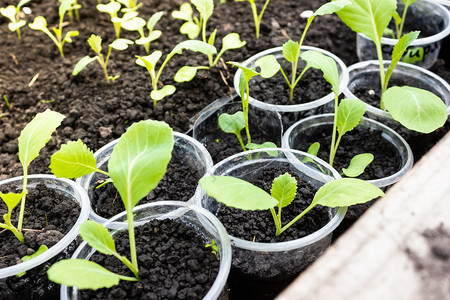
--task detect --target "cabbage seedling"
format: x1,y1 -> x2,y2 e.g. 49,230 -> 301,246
0,0 -> 30,39
121,11 -> 164,54
28,0 -> 79,58
200,173 -> 384,236
335,0 -> 447,133
97,0 -> 138,38
136,40 -> 217,108
73,34 -> 133,84
235,0 -> 271,39
171,3 -> 201,39
58,0 -> 81,22
117,0 -> 141,12
0,109 -> 64,242
384,0 -> 420,39
48,120 -> 174,288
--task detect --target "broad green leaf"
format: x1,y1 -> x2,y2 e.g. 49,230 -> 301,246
383,86 -> 447,133
79,220 -> 117,256
385,31 -> 419,80
109,38 -> 134,51
180,21 -> 201,39
136,51 -> 163,71
301,50 -> 340,95
59,0 -> 75,17
282,40 -> 300,63
22,245 -> 48,263
245,142 -> 278,157
174,66 -> 208,82
49,139 -> 98,178
121,17 -> 146,31
72,56 -> 97,76
47,259 -> 121,289
218,111 -> 245,135
192,0 -> 214,20
255,55 -> 280,79
199,176 -> 278,210
314,0 -> 351,16
151,85 -> 176,101
302,142 -> 320,164
336,98 -> 366,136
171,3 -> 193,21
221,33 -> 246,52
0,192 -> 23,212
334,0 -> 397,42
87,34 -> 102,54
64,30 -> 79,43
312,178 -> 384,207
1,6 -> 16,22
29,16 -> 48,31
108,120 -> 174,210
208,28 -> 217,46
170,40 -> 217,57
147,11 -> 164,30
342,153 -> 374,177
18,109 -> 65,169
9,20 -> 26,32
97,2 -> 121,15
270,173 -> 297,208
227,61 -> 259,83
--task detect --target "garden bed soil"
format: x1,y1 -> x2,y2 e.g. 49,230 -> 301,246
0,183 -> 81,299
79,218 -> 220,300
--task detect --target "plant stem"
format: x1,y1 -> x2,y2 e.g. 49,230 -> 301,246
17,28 -> 21,39
235,131 -> 246,152
270,208 -> 282,235
278,202 -> 316,236
0,223 -> 24,242
17,170 -> 28,232
329,94 -> 339,167
243,81 -> 251,144
126,209 -> 139,274
256,0 -> 271,39
397,5 -> 409,39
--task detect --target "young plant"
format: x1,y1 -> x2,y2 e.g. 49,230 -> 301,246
48,120 -> 174,288
171,3 -> 201,39
116,0 -> 141,12
200,173 -> 384,236
335,0 -> 447,133
97,0 -> 138,38
384,0 -> 420,39
0,109 -> 65,242
121,11 -> 164,54
235,0 -> 271,39
135,40 -> 216,108
59,0 -> 81,22
73,34 -> 134,84
28,0 -> 79,57
0,0 -> 31,39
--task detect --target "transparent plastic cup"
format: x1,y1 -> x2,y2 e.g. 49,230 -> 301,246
76,132 -> 213,227
61,201 -> 232,300
0,175 -> 90,278
356,0 -> 450,69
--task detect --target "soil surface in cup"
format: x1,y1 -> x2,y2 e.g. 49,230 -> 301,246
91,160 -> 201,219
80,218 -> 220,300
0,183 -> 81,299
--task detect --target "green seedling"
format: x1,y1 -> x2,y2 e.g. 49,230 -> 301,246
73,34 -> 133,84
200,173 -> 384,236
135,40 -> 216,108
59,0 -> 81,22
97,0 -> 138,38
117,0 -> 141,12
384,0 -> 420,39
29,0 -> 79,57
0,109 -> 65,243
235,0 -> 271,39
48,120 -> 174,289
0,0 -> 31,39
335,0 -> 447,133
3,96 -> 10,109
205,239 -> 219,259
121,11 -> 163,54
172,0 -> 246,81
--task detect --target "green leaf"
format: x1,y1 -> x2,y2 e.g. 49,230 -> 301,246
402,0 -> 420,7
87,34 -> 102,54
135,51 -> 162,71
147,11 -> 164,30
314,0 -> 351,16
180,21 -> 201,39
72,56 -> 97,76
0,192 -> 23,212
383,27 -> 395,38
312,178 -> 384,207
245,142 -> 278,157
121,17 -> 146,31
28,16 -> 48,31
9,20 -> 26,32
334,0 -> 397,42
109,38 -> 134,51
169,40 -> 217,57
270,173 -> 297,208
17,0 -> 31,9
97,2 -> 121,15
392,11 -> 402,25
208,28 -> 217,46
108,120 -> 174,210
111,12 -> 138,24
221,33 -> 246,52
199,176 -> 278,210
255,55 -> 280,78
174,66 -> 208,82
227,61 -> 259,83
342,153 -> 374,177
79,220 -> 117,256
191,0 -> 214,20
136,30 -> 161,45
302,142 -> 320,164
282,40 -> 300,63
22,245 -> 48,263
1,6 -> 16,22
47,259 -> 121,289
18,109 -> 65,169
336,98 -> 366,136
63,30 -> 79,43
50,139 -> 98,179
383,86 -> 448,133
171,3 -> 193,21
150,85 -> 176,101
218,111 -> 245,135
301,50 -> 340,95
59,0 -> 75,18
385,31 -> 419,79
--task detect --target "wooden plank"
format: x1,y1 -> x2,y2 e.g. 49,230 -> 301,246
276,131 -> 450,300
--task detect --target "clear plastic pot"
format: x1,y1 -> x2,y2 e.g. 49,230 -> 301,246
233,46 -> 349,127
61,201 -> 232,300
282,114 -> 414,190
195,148 -> 346,283
0,175 -> 90,278
76,132 -> 213,227
356,0 -> 450,69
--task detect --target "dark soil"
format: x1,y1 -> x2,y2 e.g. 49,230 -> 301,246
0,183 -> 81,299
80,218 -> 220,300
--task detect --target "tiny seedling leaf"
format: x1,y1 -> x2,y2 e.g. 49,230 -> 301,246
302,142 -> 320,164
170,40 -> 217,57
336,98 -> 366,136
121,17 -> 146,31
18,109 -> 65,169
28,16 -> 47,31
199,176 -> 278,210
97,2 -> 121,14
0,192 -> 23,212
221,33 -> 246,52
383,86 -> 448,133
282,40 -> 300,63
208,28 -> 217,46
301,50 -> 340,95
255,55 -> 280,78
245,142 -> 278,157
136,31 -> 162,45
385,31 -> 419,79
151,85 -> 176,101
79,220 -> 117,256
313,0 -> 351,16
10,21 -> 27,33
49,139 -> 98,179
136,51 -> 163,71
72,56 -> 97,76
47,259 -> 121,289
218,111 -> 245,134
22,245 -> 48,263
1,6 -> 17,22
88,34 -> 102,54
109,38 -> 134,51
172,2 -> 194,21
180,21 -> 201,39
191,0 -> 214,20
227,61 -> 259,82
271,173 -> 297,208
64,31 -> 79,43
59,0 -> 75,18
147,11 -> 164,30
174,66 -> 208,82
18,0 -> 31,8
312,178 -> 384,207
342,153 -> 374,177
